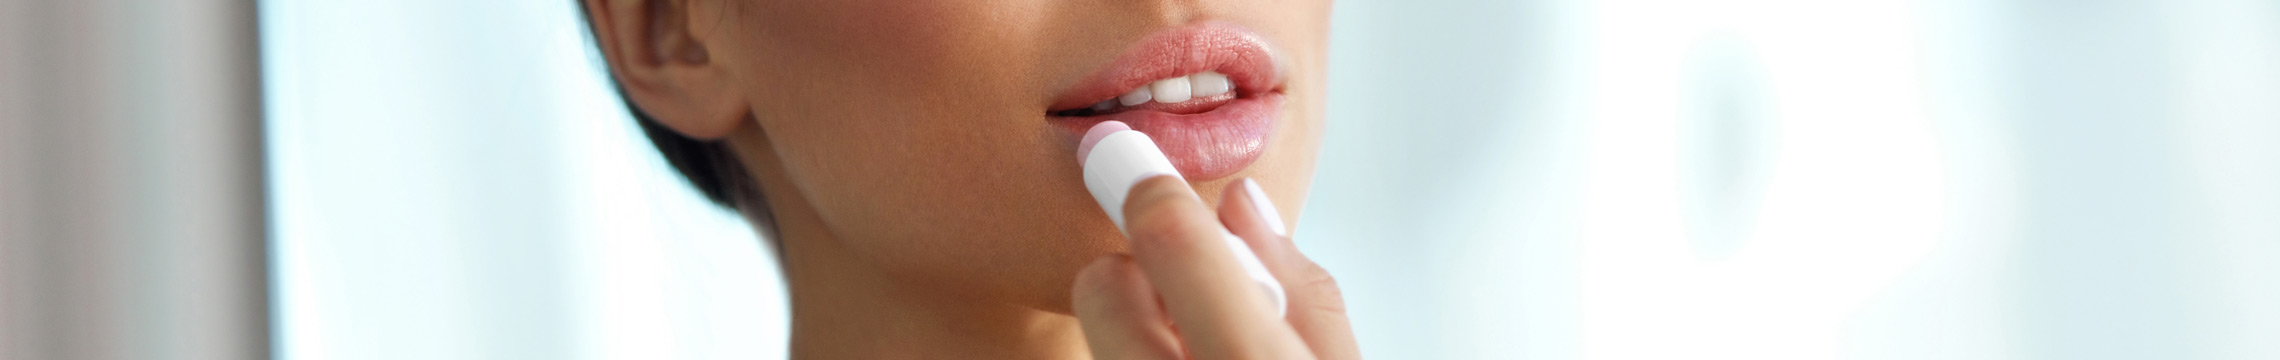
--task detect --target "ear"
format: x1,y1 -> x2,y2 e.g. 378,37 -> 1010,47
583,0 -> 745,139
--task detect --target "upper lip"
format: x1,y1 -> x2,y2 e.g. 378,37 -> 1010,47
1047,21 -> 1286,115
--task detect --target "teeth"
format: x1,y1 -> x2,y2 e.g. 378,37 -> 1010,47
1191,71 -> 1231,97
1118,87 -> 1152,106
1098,71 -> 1237,111
1151,77 -> 1192,103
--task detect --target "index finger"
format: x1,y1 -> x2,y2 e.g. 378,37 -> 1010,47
1216,179 -> 1360,359
1119,175 -> 1312,359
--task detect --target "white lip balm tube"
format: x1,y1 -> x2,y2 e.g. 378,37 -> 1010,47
1078,120 -> 1287,317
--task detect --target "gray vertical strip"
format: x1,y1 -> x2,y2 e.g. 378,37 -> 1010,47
0,0 -> 268,359
2002,0 -> 2201,359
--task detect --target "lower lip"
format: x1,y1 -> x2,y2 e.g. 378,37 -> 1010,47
1056,93 -> 1281,181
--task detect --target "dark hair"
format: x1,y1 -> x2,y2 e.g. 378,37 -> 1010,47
576,2 -> 768,226
618,94 -> 756,210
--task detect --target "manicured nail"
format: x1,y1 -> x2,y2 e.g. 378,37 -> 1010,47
1242,178 -> 1286,237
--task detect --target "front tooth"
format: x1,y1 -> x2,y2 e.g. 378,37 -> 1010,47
1118,87 -> 1153,106
1190,71 -> 1231,97
1151,77 -> 1192,103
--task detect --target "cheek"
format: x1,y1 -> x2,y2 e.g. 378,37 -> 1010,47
729,0 -> 1056,207
725,0 -> 1117,305
729,0 -> 1059,151
738,0 -> 1052,98
736,0 -> 1068,231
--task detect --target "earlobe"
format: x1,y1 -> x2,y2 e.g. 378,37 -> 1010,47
583,0 -> 749,140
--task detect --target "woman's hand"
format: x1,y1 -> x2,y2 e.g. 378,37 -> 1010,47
1072,177 -> 1359,359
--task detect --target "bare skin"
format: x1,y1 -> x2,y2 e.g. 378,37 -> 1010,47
581,0 -> 1350,357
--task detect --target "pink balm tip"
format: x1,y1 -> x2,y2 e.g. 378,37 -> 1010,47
1077,121 -> 1132,166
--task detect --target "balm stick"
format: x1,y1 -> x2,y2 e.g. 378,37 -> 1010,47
1078,120 -> 1288,317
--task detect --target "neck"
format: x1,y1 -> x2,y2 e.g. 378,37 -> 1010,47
731,128 -> 1089,359
772,215 -> 1089,359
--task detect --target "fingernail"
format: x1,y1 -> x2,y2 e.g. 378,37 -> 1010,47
1242,178 -> 1287,237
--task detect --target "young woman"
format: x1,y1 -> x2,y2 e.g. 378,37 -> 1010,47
579,0 -> 1355,357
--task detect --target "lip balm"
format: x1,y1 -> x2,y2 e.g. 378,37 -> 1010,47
1078,120 -> 1287,317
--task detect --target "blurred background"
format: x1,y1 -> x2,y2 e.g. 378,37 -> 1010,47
3,0 -> 2275,359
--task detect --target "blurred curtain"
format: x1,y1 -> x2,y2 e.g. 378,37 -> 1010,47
0,0 -> 268,359
1308,0 -> 2280,359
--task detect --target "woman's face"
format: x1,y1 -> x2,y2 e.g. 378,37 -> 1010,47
697,0 -> 1328,311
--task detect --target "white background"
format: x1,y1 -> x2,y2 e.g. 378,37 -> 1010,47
265,0 -> 2279,359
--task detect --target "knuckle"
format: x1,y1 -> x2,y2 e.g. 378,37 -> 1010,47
1122,204 -> 1187,240
1120,177 -> 1188,217
1296,264 -> 1349,314
1072,257 -> 1121,299
1119,177 -> 1201,242
1071,256 -> 1142,318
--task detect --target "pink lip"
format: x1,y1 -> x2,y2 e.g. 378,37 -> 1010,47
1050,21 -> 1285,181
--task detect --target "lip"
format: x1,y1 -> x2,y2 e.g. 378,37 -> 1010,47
1050,21 -> 1285,181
